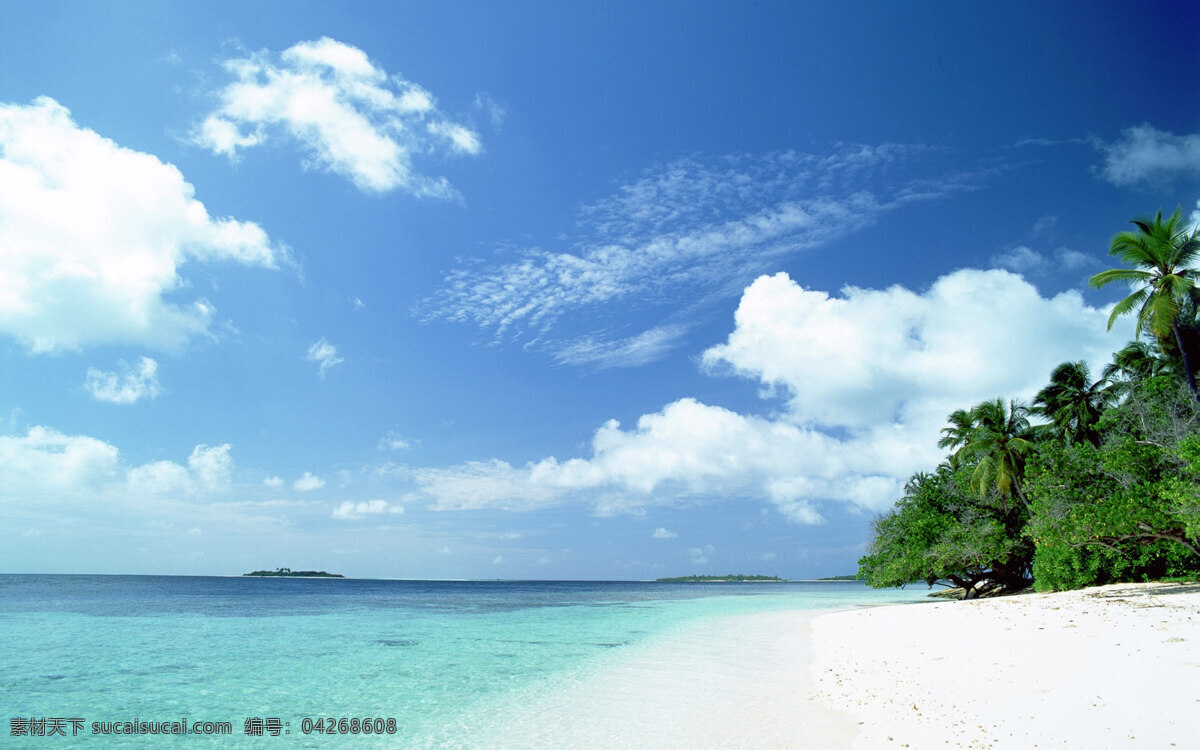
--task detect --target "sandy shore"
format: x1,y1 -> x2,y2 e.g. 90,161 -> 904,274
415,609 -> 856,749
812,581 -> 1200,749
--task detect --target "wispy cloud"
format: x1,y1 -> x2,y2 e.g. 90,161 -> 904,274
306,338 -> 343,378
0,97 -> 283,353
331,499 -> 403,520
552,325 -> 687,369
423,145 -> 979,362
194,37 -> 480,196
84,357 -> 163,404
652,527 -> 677,539
990,245 -> 1098,275
1095,123 -> 1200,188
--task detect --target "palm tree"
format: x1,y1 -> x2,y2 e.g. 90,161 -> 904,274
1089,207 -> 1200,398
1100,341 -> 1172,400
959,399 -> 1034,511
937,408 -> 976,467
1032,361 -> 1112,447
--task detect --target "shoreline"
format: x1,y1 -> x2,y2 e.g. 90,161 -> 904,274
812,581 -> 1200,748
411,607 -> 861,749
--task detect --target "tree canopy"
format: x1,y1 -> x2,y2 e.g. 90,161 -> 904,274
860,208 -> 1200,597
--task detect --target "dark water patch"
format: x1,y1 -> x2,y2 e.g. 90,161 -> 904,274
375,639 -> 418,647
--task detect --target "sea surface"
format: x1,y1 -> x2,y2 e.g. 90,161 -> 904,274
0,575 -> 929,747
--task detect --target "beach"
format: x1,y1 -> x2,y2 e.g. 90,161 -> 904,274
419,581 -> 1200,749
813,581 -> 1200,749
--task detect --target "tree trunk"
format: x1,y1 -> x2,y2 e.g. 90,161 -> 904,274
1173,321 -> 1199,401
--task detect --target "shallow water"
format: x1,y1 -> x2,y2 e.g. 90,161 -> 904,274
0,575 -> 929,747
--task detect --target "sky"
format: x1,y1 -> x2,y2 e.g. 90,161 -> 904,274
1,1 -> 1199,579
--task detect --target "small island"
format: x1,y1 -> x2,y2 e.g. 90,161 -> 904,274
656,574 -> 787,583
814,574 -> 859,581
243,567 -> 344,578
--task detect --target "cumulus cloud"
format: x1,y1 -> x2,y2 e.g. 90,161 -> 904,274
331,499 -> 403,519
689,545 -> 714,565
194,37 -> 480,196
262,476 -> 284,488
424,146 -> 979,360
652,527 -> 678,539
0,97 -> 283,353
306,338 -> 343,378
84,357 -> 162,404
293,472 -> 325,491
1097,124 -> 1200,188
0,426 -> 120,494
413,269 -> 1118,524
127,443 -> 233,496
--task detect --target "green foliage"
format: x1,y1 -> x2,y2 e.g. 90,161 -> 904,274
1164,435 -> 1200,540
1023,376 -> 1200,591
1032,361 -> 1111,447
860,208 -> 1200,595
1089,206 -> 1200,396
858,466 -> 1031,596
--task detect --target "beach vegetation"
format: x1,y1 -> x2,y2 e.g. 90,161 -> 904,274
859,207 -> 1200,596
1089,206 -> 1200,398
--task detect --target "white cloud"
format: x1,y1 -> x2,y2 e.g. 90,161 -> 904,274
414,269 -> 1119,524
425,146 -> 978,353
84,357 -> 162,404
990,245 -> 1046,273
188,444 -> 233,492
194,37 -> 481,196
990,245 -> 1096,275
652,527 -> 677,539
306,338 -> 343,378
1054,247 -> 1096,271
127,443 -> 232,496
262,475 -> 284,488
293,472 -> 325,491
0,97 -> 283,353
553,325 -> 688,369
492,555 -> 504,565
331,499 -> 403,519
688,545 -> 714,565
0,426 -> 120,494
1097,124 -> 1200,187
473,93 -> 507,128
378,433 -> 411,451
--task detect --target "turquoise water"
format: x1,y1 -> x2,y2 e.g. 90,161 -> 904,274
0,576 -> 929,747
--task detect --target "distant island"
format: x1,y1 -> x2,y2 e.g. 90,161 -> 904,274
814,575 -> 860,581
243,567 -> 344,578
656,574 -> 786,583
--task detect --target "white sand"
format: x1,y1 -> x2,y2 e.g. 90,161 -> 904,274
418,609 -> 857,749
812,582 -> 1200,749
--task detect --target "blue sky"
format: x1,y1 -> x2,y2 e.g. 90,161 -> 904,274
2,1 -> 1198,579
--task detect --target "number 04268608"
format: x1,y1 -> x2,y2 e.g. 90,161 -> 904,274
300,717 -> 398,735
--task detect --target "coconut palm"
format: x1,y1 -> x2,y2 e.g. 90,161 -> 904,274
937,408 -> 976,467
1089,207 -> 1200,398
959,399 -> 1034,511
1100,341 -> 1172,400
1032,361 -> 1112,447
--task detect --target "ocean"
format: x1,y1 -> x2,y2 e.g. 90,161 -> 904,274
0,575 -> 930,748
